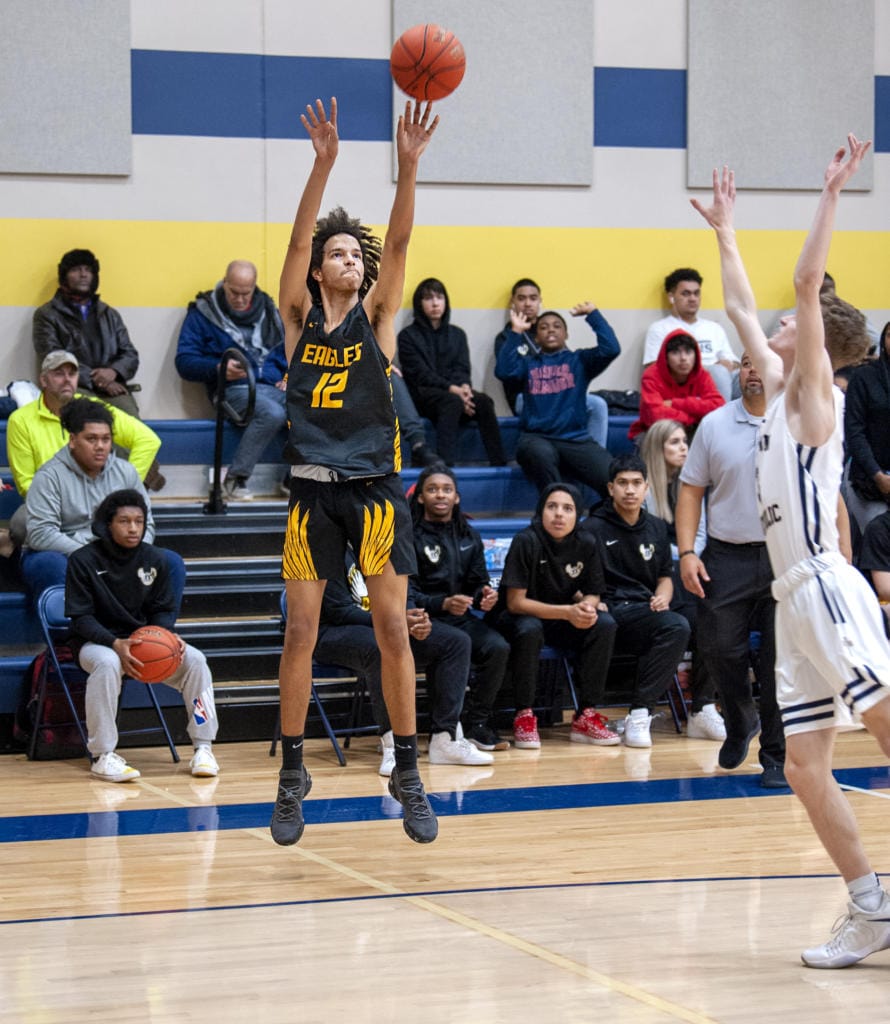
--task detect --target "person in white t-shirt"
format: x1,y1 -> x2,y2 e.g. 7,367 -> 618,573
643,268 -> 739,401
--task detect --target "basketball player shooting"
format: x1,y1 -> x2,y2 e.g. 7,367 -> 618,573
270,97 -> 440,847
692,137 -> 890,968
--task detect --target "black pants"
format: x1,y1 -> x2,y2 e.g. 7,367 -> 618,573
516,433 -> 611,499
492,610 -> 617,710
445,614 -> 511,725
609,601 -> 691,711
695,538 -> 784,768
670,561 -> 717,713
314,620 -> 472,737
418,390 -> 506,466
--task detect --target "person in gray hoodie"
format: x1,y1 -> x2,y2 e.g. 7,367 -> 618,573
20,398 -> 183,604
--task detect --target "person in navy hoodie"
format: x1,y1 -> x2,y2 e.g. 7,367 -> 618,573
495,302 -> 621,498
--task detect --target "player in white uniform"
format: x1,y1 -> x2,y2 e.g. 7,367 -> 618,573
693,135 -> 890,970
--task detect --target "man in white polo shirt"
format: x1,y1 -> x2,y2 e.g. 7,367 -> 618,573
674,352 -> 786,787
643,268 -> 739,401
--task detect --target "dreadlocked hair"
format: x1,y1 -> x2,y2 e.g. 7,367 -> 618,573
308,206 -> 383,304
408,462 -> 475,538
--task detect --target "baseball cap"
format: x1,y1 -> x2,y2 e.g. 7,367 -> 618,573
41,351 -> 79,372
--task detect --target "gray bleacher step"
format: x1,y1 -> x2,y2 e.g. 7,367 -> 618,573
175,616 -> 282,682
154,501 -> 286,558
179,557 -> 282,617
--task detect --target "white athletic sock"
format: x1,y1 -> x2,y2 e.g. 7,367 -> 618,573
848,872 -> 883,912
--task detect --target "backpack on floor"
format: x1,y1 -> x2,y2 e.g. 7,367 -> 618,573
14,646 -> 88,760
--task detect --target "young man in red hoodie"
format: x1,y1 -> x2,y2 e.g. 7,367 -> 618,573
629,329 -> 725,441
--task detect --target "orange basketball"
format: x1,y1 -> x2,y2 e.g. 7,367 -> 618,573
128,625 -> 182,683
390,23 -> 466,101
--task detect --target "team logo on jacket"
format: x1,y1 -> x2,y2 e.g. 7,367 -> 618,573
564,562 -> 583,578
638,544 -> 655,561
137,567 -> 157,586
424,544 -> 442,564
517,342 -> 529,356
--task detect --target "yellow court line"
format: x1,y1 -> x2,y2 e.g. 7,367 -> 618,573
243,823 -> 718,1024
135,777 -> 213,807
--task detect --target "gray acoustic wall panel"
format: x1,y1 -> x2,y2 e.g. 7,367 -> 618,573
392,0 -> 592,186
687,0 -> 873,190
0,0 -> 131,175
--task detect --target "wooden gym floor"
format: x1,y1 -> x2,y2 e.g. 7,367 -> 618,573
0,717 -> 888,1023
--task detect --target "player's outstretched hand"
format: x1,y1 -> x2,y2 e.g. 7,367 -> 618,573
824,133 -> 871,194
570,302 -> 597,316
397,100 -> 439,164
301,97 -> 339,163
690,165 -> 736,231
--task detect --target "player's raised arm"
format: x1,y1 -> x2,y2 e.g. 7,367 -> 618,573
280,97 -> 339,359
792,134 -> 871,385
364,100 -> 439,360
691,167 -> 782,395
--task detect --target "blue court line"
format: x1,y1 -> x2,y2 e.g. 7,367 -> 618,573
128,51 -> 890,151
0,872 -> 840,928
1,765 -> 887,845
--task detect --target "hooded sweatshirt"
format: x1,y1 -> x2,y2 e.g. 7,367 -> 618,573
496,483 -> 605,609
24,447 -> 154,555
495,310 -> 621,439
844,337 -> 890,502
397,281 -> 473,408
581,500 -> 672,603
410,515 -> 490,620
629,329 -> 724,439
65,500 -> 175,653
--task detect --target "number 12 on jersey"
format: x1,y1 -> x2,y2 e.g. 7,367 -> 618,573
311,371 -> 348,408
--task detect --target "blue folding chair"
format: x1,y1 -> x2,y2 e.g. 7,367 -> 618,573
33,585 -> 180,763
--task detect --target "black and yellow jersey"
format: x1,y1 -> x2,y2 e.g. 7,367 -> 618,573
284,302 -> 401,478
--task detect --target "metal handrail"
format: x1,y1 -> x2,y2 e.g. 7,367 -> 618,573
204,347 -> 256,514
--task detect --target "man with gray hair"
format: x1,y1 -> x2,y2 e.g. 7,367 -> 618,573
175,260 -> 288,500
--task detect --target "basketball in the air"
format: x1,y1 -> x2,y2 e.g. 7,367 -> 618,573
390,23 -> 466,101
128,625 -> 182,683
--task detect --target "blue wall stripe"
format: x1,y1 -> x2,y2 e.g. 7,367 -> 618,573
2,765 -> 888,844
594,67 -> 687,149
131,51 -> 890,152
876,76 -> 890,152
131,50 -> 266,139
131,50 -> 392,141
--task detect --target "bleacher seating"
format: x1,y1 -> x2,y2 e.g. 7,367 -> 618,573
0,412 -> 636,738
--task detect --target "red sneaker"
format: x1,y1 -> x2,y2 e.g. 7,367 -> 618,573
571,708 -> 620,746
513,709 -> 541,749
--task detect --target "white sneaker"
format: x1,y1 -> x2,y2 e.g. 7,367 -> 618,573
428,731 -> 494,766
91,751 -> 141,783
686,703 -> 727,741
802,894 -> 890,968
379,730 -> 395,777
623,709 -> 653,748
190,745 -> 219,777
222,475 -> 254,501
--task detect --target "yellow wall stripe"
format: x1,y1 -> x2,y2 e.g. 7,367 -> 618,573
4,219 -> 888,312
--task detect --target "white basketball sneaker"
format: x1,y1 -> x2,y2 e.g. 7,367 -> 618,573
801,893 -> 890,968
